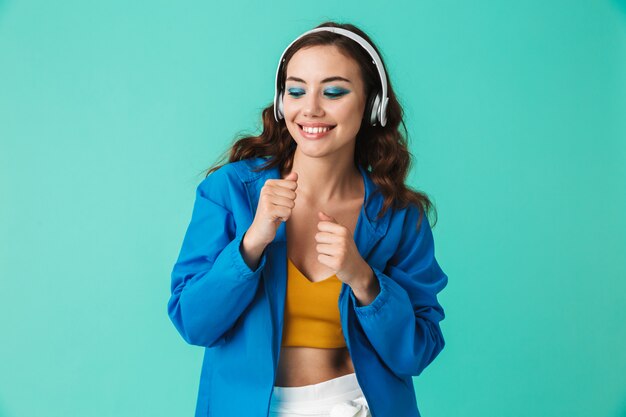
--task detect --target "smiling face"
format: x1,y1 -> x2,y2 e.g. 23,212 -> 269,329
282,44 -> 367,159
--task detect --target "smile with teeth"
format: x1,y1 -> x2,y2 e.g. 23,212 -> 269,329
299,125 -> 336,134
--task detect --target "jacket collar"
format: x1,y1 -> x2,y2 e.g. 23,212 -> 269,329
234,157 -> 391,253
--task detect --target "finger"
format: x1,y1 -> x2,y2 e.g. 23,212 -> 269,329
314,231 -> 341,243
317,253 -> 335,268
272,205 -> 292,222
266,176 -> 298,190
268,194 -> 296,209
280,171 -> 298,190
318,211 -> 336,222
317,221 -> 343,233
315,243 -> 335,256
267,185 -> 297,201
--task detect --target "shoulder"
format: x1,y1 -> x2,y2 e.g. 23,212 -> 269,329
196,156 -> 273,203
200,157 -> 270,185
387,200 -> 432,239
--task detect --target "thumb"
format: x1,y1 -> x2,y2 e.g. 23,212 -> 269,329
318,211 -> 336,222
284,171 -> 298,181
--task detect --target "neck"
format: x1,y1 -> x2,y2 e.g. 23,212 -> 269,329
288,149 -> 362,205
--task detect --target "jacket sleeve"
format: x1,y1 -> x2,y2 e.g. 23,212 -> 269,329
167,167 -> 268,348
349,204 -> 448,377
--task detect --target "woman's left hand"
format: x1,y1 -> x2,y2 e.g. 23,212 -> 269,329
315,211 -> 374,288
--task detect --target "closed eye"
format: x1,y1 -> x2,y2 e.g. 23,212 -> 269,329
286,88 -> 350,99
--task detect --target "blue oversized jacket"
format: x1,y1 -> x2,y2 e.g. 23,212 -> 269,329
167,156 -> 448,417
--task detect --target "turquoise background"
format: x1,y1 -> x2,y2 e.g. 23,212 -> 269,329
1,0 -> 625,416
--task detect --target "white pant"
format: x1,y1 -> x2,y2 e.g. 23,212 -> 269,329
269,372 -> 372,417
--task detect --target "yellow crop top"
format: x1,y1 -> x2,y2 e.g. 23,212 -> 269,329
281,257 -> 346,348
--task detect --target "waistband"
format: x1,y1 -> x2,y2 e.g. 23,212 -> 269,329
270,372 -> 363,407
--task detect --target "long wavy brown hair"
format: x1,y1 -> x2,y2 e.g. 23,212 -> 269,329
203,20 -> 438,232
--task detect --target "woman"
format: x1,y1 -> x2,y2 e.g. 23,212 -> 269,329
167,21 -> 448,417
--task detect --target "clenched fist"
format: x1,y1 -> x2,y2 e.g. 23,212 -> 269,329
247,171 -> 298,246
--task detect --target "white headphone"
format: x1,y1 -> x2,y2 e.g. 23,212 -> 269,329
273,26 -> 389,127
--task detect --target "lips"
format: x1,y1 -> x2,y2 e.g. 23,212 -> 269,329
297,124 -> 335,139
297,123 -> 336,129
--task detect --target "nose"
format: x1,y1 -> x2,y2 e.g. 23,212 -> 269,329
302,90 -> 324,118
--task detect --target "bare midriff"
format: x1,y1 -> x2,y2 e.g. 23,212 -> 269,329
274,346 -> 355,387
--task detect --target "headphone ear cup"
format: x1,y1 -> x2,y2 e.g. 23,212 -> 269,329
277,89 -> 285,120
365,93 -> 381,126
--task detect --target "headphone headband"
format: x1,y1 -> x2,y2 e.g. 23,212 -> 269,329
273,26 -> 389,127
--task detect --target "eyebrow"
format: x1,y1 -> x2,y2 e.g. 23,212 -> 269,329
286,76 -> 352,84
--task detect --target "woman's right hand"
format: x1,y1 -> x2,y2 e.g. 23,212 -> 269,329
246,171 -> 298,246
